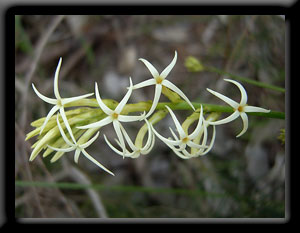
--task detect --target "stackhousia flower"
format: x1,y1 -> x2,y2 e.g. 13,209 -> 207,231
150,105 -> 209,159
133,51 -> 195,118
47,113 -> 114,176
206,79 -> 271,137
104,119 -> 155,159
32,57 -> 94,142
77,77 -> 145,155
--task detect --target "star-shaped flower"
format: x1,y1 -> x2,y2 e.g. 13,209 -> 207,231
47,113 -> 114,176
206,79 -> 271,137
77,77 -> 146,154
133,51 -> 195,118
103,119 -> 155,158
32,57 -> 94,142
151,105 -> 208,159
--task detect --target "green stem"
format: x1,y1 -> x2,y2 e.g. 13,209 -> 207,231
66,99 -> 285,120
205,66 -> 285,93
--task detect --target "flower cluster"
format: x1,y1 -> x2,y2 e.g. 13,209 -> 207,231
27,51 -> 270,176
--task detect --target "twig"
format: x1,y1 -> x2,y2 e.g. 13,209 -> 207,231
19,15 -> 65,130
62,159 -> 108,218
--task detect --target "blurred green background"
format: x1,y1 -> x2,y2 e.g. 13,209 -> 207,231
15,15 -> 285,218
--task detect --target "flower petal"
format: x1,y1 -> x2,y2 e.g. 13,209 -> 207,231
61,93 -> 94,105
199,125 -> 216,156
165,105 -> 186,139
139,58 -> 159,78
208,110 -> 240,125
104,134 -> 129,156
132,79 -> 156,90
54,57 -> 62,100
81,149 -> 115,176
74,149 -> 81,163
113,120 -> 126,156
162,79 -> 195,111
189,105 -> 204,140
56,113 -> 75,147
40,105 -> 60,134
32,83 -> 57,105
119,123 -> 137,151
80,131 -> 100,149
144,84 -> 162,119
151,124 -> 181,146
187,140 -> 208,149
59,107 -> 76,144
115,77 -> 133,114
160,51 -> 177,79
77,116 -> 112,129
95,82 -> 114,115
224,79 -> 248,106
206,88 -> 239,109
243,106 -> 270,113
118,112 -> 146,122
168,144 -> 190,159
236,112 -> 248,137
169,127 -> 179,140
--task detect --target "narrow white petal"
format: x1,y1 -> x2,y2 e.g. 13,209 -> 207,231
118,112 -> 146,122
32,83 -> 57,105
144,84 -> 162,118
115,77 -> 133,114
162,79 -> 195,111
169,127 -> 179,140
206,88 -> 239,109
208,110 -> 240,125
81,149 -> 115,176
54,57 -> 62,99
160,51 -> 177,79
168,144 -> 190,159
39,105 -> 60,134
47,144 -> 74,152
77,116 -> 112,129
142,134 -> 155,154
56,113 -> 75,147
236,112 -> 248,137
139,58 -> 159,78
95,82 -> 114,115
132,79 -> 156,90
59,107 -> 76,144
61,93 -> 94,105
151,124 -> 181,146
80,131 -> 100,149
187,141 -> 208,149
104,134 -> 128,156
189,105 -> 204,140
74,149 -> 81,163
119,123 -> 137,151
113,120 -> 126,155
142,119 -> 154,150
243,106 -> 270,113
224,79 -> 248,106
199,125 -> 216,156
165,105 -> 186,139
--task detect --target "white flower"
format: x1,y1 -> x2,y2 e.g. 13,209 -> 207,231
77,77 -> 146,154
103,119 -> 155,158
133,51 -> 195,118
206,79 -> 271,137
151,105 -> 208,159
32,57 -> 94,141
47,113 -> 114,176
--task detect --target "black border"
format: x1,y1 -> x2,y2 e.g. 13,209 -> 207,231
6,3 -> 294,227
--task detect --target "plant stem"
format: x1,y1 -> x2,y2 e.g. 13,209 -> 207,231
204,66 -> 285,93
